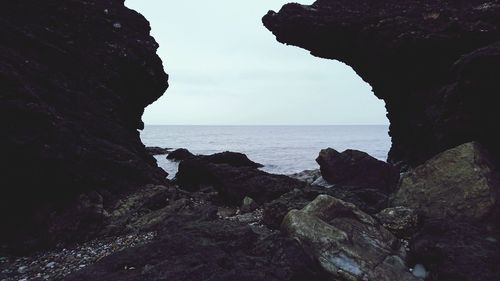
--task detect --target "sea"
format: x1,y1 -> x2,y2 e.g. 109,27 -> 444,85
140,125 -> 391,178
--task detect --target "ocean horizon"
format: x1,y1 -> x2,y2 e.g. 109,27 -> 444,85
141,125 -> 391,178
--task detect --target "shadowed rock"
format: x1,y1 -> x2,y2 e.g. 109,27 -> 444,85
166,148 -> 195,161
316,148 -> 399,192
0,0 -> 168,252
263,0 -> 500,167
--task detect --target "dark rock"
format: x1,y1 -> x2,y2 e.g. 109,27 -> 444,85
166,148 -> 195,161
263,0 -> 500,167
0,0 -> 168,252
176,158 -> 305,204
240,196 -> 258,214
316,148 -> 400,192
145,146 -> 170,155
202,151 -> 264,168
409,219 -> 500,281
281,195 -> 418,281
66,205 -> 329,281
375,207 -> 419,239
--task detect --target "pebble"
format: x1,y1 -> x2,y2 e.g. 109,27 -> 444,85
0,232 -> 156,281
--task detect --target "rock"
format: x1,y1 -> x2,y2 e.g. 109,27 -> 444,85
281,195 -> 418,281
66,205 -> 329,281
375,207 -> 419,238
263,185 -> 389,230
411,264 -> 428,279
176,156 -> 304,204
392,142 -> 498,221
202,151 -> 263,168
409,219 -> 500,281
166,148 -> 195,161
288,169 -> 321,184
263,1 -> 500,167
316,148 -> 400,192
145,147 -> 171,155
0,0 -> 168,252
240,196 -> 258,213
17,266 -> 28,274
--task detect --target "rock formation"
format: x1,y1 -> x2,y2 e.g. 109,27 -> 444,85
263,0 -> 500,167
0,0 -> 168,251
281,195 -> 419,281
392,142 -> 498,221
316,148 -> 399,192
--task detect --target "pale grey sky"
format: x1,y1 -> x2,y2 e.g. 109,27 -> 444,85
126,0 -> 388,125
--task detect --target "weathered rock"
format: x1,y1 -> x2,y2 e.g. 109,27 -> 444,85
376,207 -> 419,238
281,195 -> 418,281
392,142 -> 499,221
0,0 -> 168,252
288,169 -> 321,184
240,196 -> 258,213
316,148 -> 399,192
263,185 -> 388,230
166,148 -> 195,161
66,204 -> 329,281
409,219 -> 500,281
263,0 -> 500,167
176,158 -> 305,204
145,146 -> 171,155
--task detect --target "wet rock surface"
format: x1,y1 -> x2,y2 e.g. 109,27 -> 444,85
392,142 -> 499,221
316,148 -> 400,192
263,0 -> 500,167
0,0 -> 168,251
281,195 -> 418,281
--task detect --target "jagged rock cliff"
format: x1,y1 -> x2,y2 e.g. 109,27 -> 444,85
0,0 -> 168,251
263,0 -> 500,167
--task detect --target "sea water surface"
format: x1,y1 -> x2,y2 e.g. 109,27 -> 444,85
140,125 -> 391,178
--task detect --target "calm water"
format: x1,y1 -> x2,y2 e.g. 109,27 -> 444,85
140,125 -> 391,178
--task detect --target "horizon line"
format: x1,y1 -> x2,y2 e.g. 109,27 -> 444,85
143,123 -> 390,126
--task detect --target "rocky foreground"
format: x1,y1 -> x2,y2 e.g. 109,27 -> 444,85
2,146 -> 500,281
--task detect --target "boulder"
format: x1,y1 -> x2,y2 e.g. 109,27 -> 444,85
288,169 -> 322,184
202,151 -> 263,168
316,148 -> 399,192
263,185 -> 389,230
392,142 -> 499,221
166,148 -> 195,161
375,207 -> 419,238
176,157 -> 305,204
281,195 -> 418,281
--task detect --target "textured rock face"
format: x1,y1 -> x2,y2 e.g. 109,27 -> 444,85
0,0 -> 168,250
281,195 -> 418,281
316,148 -> 399,192
392,142 -> 498,221
263,0 -> 500,167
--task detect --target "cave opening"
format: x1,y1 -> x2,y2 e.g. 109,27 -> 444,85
126,0 -> 390,176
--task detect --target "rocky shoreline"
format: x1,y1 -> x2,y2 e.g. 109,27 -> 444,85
2,0 -> 500,280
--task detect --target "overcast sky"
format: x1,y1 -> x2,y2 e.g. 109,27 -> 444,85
126,0 -> 388,125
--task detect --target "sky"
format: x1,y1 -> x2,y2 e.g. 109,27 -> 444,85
126,0 -> 388,125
